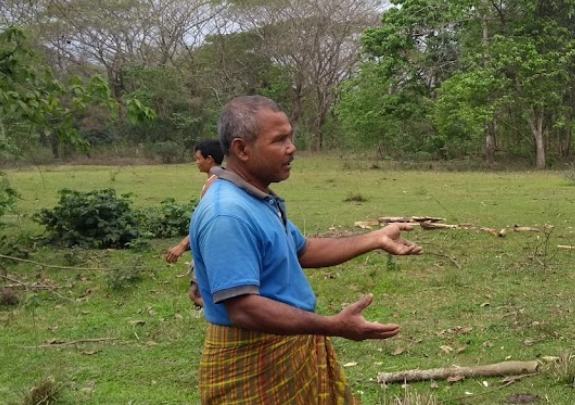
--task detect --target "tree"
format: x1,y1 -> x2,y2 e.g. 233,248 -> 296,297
229,0 -> 383,150
341,0 -> 575,167
0,26 -> 117,155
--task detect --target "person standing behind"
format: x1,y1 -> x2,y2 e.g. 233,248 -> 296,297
190,95 -> 422,404
165,139 -> 224,307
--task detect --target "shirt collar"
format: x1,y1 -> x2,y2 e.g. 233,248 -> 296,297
211,166 -> 281,201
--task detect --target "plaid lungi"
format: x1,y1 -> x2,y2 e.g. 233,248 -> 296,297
199,324 -> 355,405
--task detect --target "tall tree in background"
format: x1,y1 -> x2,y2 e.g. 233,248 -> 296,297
340,0 -> 575,167
229,0 -> 383,150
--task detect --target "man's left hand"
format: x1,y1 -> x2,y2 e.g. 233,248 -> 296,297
378,223 -> 422,255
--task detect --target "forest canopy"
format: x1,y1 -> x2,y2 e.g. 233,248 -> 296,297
1,0 -> 574,168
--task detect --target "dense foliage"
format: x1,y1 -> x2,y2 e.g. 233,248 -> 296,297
1,1 -> 574,167
142,198 -> 198,239
33,189 -> 196,249
337,0 -> 575,168
34,189 -> 143,249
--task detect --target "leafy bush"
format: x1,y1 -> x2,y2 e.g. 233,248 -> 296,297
34,188 -> 142,249
33,189 -> 196,249
143,198 -> 197,238
0,233 -> 35,258
0,173 -> 18,218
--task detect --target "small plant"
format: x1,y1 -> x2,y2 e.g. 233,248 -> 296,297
0,233 -> 35,259
106,257 -> 146,290
564,170 -> 575,185
62,246 -> 88,267
0,173 -> 18,219
550,352 -> 575,387
386,253 -> 398,271
344,192 -> 368,202
381,390 -> 437,405
21,376 -> 62,405
0,288 -> 20,307
33,188 -> 142,249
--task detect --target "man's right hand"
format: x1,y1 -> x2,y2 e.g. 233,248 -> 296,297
165,244 -> 186,263
332,294 -> 400,341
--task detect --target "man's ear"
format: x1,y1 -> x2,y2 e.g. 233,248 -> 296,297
230,138 -> 251,162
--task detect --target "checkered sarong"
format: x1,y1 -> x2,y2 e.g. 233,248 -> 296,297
199,324 -> 354,404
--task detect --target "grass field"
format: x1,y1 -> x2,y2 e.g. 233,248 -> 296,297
1,155 -> 575,405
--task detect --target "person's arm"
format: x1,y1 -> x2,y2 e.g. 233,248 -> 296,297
225,293 -> 399,341
200,175 -> 218,198
165,236 -> 190,263
299,223 -> 422,268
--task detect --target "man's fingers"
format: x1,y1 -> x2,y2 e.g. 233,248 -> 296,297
393,223 -> 413,232
368,322 -> 401,339
356,293 -> 374,311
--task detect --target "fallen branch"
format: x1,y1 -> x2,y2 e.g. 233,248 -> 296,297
557,245 -> 575,250
0,254 -> 106,271
22,338 -> 119,349
377,360 -> 540,384
512,226 -> 540,232
0,274 -> 74,302
420,222 -> 460,230
378,216 -> 444,224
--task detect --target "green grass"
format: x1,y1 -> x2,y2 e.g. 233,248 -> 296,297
2,155 -> 575,404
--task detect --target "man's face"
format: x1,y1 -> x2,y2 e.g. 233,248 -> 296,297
248,109 -> 295,186
195,150 -> 213,174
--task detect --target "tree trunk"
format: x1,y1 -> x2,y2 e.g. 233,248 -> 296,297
485,121 -> 496,165
311,105 -> 328,152
562,115 -> 573,158
527,109 -> 546,169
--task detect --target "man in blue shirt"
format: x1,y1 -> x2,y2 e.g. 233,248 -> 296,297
190,95 -> 422,405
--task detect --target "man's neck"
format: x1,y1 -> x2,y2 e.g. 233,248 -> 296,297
225,162 -> 269,193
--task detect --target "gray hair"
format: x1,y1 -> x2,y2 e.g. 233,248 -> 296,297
217,96 -> 284,156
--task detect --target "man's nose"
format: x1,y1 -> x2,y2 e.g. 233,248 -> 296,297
287,138 -> 296,154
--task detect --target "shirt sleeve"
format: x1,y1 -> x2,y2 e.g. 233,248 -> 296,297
198,214 -> 262,303
288,220 -> 308,256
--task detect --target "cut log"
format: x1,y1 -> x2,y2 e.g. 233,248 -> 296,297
377,360 -> 540,384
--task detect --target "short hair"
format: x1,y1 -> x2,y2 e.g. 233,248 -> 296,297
194,139 -> 224,165
217,95 -> 284,156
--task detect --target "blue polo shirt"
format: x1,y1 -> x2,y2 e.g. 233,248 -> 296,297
190,168 -> 317,326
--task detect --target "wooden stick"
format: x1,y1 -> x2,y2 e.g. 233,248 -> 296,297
378,216 -> 444,224
377,360 -> 540,384
420,222 -> 459,230
0,254 -> 106,271
557,245 -> 575,250
22,338 -> 119,349
0,274 -> 74,302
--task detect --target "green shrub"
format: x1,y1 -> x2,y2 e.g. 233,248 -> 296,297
143,198 -> 197,238
0,173 -> 18,219
33,189 -> 142,249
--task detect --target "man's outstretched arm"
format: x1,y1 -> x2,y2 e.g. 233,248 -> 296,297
225,293 -> 399,341
299,223 -> 422,269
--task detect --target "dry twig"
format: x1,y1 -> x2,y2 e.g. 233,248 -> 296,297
22,337 -> 119,349
0,254 -> 106,271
